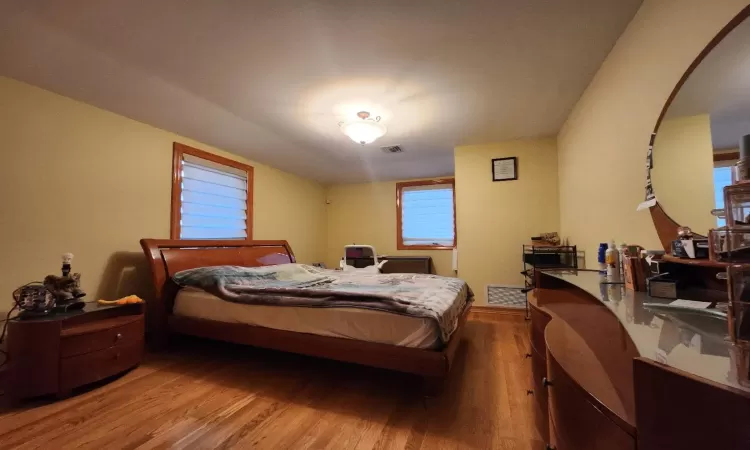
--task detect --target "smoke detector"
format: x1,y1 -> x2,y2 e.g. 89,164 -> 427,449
380,145 -> 404,154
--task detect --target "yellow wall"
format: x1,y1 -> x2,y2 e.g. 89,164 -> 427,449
0,76 -> 327,309
455,139 -> 560,305
325,180 -> 454,276
652,115 -> 716,234
558,0 -> 748,267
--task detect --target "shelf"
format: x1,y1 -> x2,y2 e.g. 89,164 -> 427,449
662,254 -> 729,269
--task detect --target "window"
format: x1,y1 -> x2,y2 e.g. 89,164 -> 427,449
396,179 -> 456,250
714,165 -> 733,227
171,143 -> 253,239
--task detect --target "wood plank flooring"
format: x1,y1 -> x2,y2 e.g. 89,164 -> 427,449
0,312 -> 542,449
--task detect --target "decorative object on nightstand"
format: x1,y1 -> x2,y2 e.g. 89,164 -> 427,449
97,295 -> 144,306
9,253 -> 87,320
6,301 -> 144,402
43,253 -> 86,312
12,283 -> 56,318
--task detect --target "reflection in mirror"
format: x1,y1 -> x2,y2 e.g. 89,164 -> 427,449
652,16 -> 750,236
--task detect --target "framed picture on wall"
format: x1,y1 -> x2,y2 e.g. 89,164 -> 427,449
492,157 -> 517,182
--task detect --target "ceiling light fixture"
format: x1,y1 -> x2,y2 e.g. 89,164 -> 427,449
339,111 -> 387,145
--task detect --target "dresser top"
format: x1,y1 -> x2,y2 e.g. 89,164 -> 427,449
11,300 -> 135,322
542,270 -> 750,393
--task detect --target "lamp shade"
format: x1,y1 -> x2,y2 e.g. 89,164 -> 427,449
340,118 -> 387,145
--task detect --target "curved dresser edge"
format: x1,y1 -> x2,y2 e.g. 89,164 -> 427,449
544,317 -> 636,436
529,288 -> 637,435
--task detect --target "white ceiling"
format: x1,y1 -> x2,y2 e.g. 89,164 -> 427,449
667,16 -> 750,150
0,0 -> 641,184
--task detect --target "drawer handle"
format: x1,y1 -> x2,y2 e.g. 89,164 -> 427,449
542,377 -> 553,387
526,389 -> 534,396
524,353 -> 532,359
115,333 -> 123,341
545,445 -> 556,450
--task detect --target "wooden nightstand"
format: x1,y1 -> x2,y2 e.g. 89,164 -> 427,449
5,302 -> 144,402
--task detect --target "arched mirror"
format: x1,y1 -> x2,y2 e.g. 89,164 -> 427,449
649,10 -> 750,249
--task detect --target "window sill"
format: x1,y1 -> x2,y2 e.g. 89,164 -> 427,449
397,245 -> 455,251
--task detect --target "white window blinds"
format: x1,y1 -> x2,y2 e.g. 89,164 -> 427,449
714,165 -> 733,227
401,183 -> 455,246
180,155 -> 249,239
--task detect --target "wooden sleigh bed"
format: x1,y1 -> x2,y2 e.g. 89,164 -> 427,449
140,239 -> 471,388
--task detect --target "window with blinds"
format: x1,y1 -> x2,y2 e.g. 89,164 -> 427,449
714,165 -> 734,227
397,180 -> 456,249
171,143 -> 253,240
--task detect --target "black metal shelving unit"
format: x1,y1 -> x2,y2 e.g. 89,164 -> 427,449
521,245 -> 578,319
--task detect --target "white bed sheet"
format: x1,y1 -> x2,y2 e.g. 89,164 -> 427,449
173,287 -> 441,349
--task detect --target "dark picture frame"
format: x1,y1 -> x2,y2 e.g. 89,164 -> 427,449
492,157 -> 518,182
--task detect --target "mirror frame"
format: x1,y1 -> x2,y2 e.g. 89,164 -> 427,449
648,5 -> 750,252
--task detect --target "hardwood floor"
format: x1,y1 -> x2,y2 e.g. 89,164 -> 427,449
0,312 -> 542,449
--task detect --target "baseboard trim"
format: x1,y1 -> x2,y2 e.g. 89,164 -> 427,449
471,305 -> 525,316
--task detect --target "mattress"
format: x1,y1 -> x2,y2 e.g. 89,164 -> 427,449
173,287 -> 441,349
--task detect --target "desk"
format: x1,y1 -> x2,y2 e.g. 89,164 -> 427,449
530,270 -> 750,450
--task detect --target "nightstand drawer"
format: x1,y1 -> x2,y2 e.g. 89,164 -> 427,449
60,338 -> 143,391
61,316 -> 144,357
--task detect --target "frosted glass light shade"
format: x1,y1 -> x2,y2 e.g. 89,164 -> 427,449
341,120 -> 387,145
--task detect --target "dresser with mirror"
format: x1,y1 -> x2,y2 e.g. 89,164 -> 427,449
648,6 -> 750,250
529,6 -> 750,450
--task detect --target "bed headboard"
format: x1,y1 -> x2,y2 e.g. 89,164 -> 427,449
140,238 -> 296,303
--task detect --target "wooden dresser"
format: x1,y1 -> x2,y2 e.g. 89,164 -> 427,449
530,270 -> 750,450
6,302 -> 144,402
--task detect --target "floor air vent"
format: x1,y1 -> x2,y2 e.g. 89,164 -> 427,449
487,285 -> 526,309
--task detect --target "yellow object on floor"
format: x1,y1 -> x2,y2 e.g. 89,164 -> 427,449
97,295 -> 144,306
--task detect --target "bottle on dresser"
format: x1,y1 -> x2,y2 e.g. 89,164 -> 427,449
605,240 -> 621,282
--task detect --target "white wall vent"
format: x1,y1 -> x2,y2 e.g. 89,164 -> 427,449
380,145 -> 404,153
